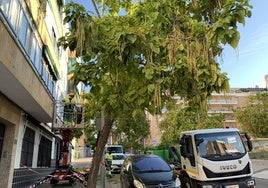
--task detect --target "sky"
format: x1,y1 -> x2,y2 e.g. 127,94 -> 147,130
66,0 -> 268,88
220,0 -> 268,88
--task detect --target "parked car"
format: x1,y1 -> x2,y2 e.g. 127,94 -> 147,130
105,145 -> 125,173
120,154 -> 181,188
110,153 -> 125,173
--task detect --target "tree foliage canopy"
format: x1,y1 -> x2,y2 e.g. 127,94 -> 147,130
159,104 -> 224,145
59,0 -> 251,116
113,110 -> 150,150
58,0 -> 252,187
235,93 -> 268,138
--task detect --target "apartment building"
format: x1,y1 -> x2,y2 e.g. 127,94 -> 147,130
207,87 -> 267,129
145,87 -> 267,146
0,0 -> 69,187
144,112 -> 163,146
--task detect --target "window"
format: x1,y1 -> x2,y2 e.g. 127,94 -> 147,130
195,132 -> 246,159
9,0 -> 20,32
37,136 -> 52,167
20,127 -> 35,167
34,44 -> 42,72
1,0 -> 11,18
29,37 -> 37,63
42,63 -> 48,83
0,124 -> 5,162
48,77 -> 55,95
25,27 -> 33,55
18,11 -> 28,46
133,156 -> 171,173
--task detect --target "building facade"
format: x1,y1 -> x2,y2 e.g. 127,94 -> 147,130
145,87 -> 267,147
207,88 -> 267,129
68,51 -> 91,159
0,0 -> 68,187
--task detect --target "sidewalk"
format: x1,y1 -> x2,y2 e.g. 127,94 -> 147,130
96,175 -> 120,188
72,157 -> 120,187
252,159 -> 268,180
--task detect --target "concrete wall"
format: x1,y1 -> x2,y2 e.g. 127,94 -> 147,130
0,19 -> 54,120
0,93 -> 21,188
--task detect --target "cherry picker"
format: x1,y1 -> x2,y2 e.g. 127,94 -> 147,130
28,93 -> 87,187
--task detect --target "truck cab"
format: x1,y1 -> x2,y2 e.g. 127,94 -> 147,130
179,128 -> 255,188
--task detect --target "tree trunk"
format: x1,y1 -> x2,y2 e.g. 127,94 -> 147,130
87,118 -> 113,188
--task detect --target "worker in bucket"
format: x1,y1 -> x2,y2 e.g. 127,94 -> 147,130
105,151 -> 113,178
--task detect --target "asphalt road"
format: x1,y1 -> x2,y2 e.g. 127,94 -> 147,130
256,178 -> 267,188
37,158 -> 268,188
38,175 -> 267,188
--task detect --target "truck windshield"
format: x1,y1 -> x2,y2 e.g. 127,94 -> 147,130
106,146 -> 123,153
195,131 -> 246,159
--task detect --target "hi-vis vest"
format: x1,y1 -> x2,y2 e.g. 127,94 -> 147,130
106,154 -> 113,161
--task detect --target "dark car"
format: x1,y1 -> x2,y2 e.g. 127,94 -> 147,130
120,154 -> 181,188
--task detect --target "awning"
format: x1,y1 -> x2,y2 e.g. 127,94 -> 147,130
43,45 -> 60,80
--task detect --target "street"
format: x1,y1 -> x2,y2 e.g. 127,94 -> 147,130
38,175 -> 267,188
255,178 -> 267,188
37,158 -> 268,188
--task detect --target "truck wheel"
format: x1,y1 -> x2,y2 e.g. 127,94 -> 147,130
181,176 -> 191,188
185,179 -> 198,188
83,182 -> 87,187
69,179 -> 75,186
50,178 -> 58,185
185,182 -> 191,188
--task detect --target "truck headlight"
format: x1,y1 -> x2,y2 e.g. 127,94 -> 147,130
133,179 -> 145,188
202,185 -> 213,188
247,179 -> 255,186
174,177 -> 181,188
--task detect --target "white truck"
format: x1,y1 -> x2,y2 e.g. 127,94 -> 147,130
178,128 -> 256,188
105,145 -> 125,173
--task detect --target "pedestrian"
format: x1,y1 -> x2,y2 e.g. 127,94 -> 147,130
105,151 -> 113,178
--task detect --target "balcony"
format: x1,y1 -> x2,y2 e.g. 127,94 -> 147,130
207,99 -> 238,105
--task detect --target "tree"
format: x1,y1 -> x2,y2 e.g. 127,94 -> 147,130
59,1 -> 252,187
113,110 -> 150,151
196,113 -> 225,129
235,93 -> 268,138
159,106 -> 224,145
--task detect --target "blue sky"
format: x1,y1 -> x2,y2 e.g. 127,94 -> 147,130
220,0 -> 268,88
67,0 -> 268,88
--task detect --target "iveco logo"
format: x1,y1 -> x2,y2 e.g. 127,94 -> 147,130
220,165 -> 237,170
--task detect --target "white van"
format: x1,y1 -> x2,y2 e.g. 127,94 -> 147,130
105,145 -> 125,173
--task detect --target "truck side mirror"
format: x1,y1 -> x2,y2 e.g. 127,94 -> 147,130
180,136 -> 187,158
245,133 -> 253,151
241,132 -> 253,152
